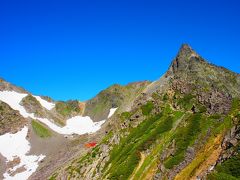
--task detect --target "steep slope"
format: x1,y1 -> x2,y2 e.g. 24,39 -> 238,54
0,78 -> 116,179
30,82 -> 150,179
0,78 -> 28,93
50,44 -> 240,180
0,100 -> 27,135
84,81 -> 150,121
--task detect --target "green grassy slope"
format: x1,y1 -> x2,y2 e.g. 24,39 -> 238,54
31,120 -> 52,138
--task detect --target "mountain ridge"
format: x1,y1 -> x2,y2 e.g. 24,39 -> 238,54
0,44 -> 239,180
47,44 -> 240,180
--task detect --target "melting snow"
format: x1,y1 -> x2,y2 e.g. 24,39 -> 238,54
0,91 -> 118,136
0,90 -> 118,179
0,91 -> 30,118
108,108 -> 118,118
0,127 -> 45,180
33,96 -> 55,110
35,107 -> 117,135
36,116 -> 106,135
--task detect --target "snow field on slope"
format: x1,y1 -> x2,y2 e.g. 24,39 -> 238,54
0,90 -> 118,179
33,95 -> 55,110
0,91 -> 117,135
0,127 -> 45,180
108,108 -> 118,118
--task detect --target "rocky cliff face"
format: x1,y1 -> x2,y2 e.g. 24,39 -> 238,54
167,44 -> 239,114
50,44 -> 240,180
0,101 -> 27,135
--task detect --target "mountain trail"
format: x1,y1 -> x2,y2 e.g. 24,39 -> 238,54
130,152 -> 145,180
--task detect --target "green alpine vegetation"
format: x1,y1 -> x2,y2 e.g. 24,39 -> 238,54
83,82 -> 151,121
141,101 -> 154,115
55,100 -> 82,117
31,120 -> 52,138
46,44 -> 240,180
164,113 -> 202,169
208,153 -> 240,180
105,109 -> 174,179
20,95 -> 45,116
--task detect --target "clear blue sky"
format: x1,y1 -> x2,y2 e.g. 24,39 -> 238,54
0,0 -> 239,101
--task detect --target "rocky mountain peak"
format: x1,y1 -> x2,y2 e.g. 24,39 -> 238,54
177,44 -> 197,57
166,44 -> 205,75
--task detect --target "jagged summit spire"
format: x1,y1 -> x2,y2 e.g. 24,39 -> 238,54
177,44 -> 198,59
179,43 -> 193,52
166,44 -> 204,75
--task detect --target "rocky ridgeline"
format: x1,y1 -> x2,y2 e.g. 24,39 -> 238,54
0,44 -> 239,180
83,81 -> 151,122
50,44 -> 240,180
0,78 -> 28,94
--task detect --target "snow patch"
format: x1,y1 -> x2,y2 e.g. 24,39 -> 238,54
36,116 -> 105,135
0,91 -> 115,136
0,91 -> 30,118
108,108 -> 118,118
33,96 -> 55,110
0,127 -> 45,180
0,91 -> 118,179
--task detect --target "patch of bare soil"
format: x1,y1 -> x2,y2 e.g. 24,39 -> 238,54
28,127 -> 100,179
0,154 -> 6,180
190,135 -> 223,179
6,157 -> 20,169
29,119 -> 110,180
29,135 -> 90,180
28,124 -> 68,157
145,165 -> 158,180
9,166 -> 27,177
27,124 -> 69,179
